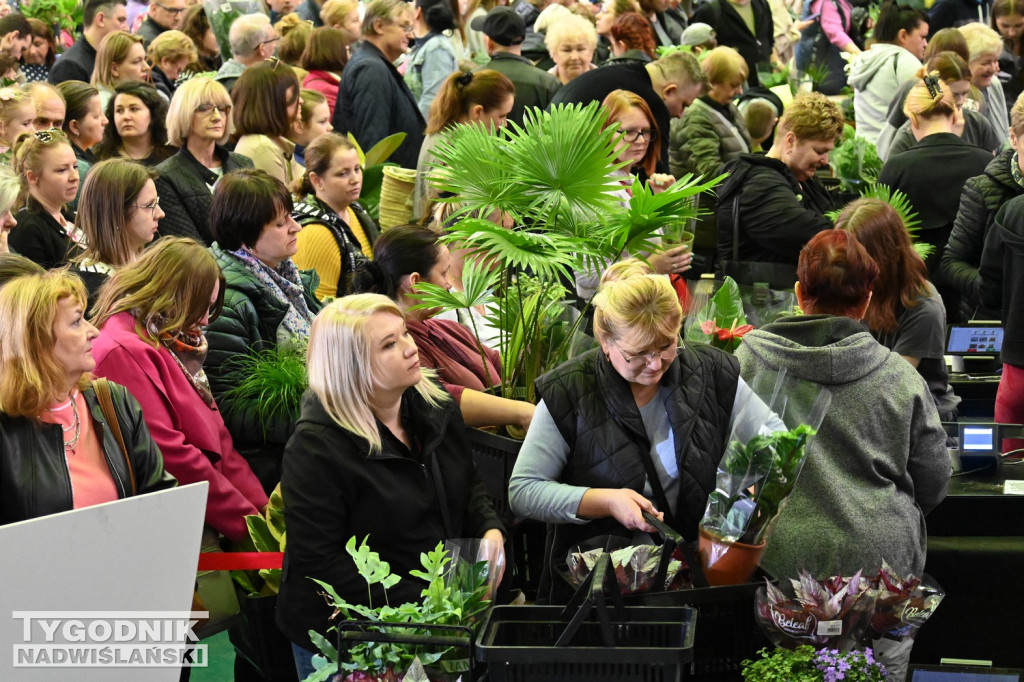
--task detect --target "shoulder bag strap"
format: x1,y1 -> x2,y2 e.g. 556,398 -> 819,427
732,192 -> 742,262
633,440 -> 677,530
93,378 -> 137,496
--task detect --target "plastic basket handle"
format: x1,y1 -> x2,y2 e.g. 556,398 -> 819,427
556,553 -> 624,648
643,511 -> 708,589
337,620 -> 475,679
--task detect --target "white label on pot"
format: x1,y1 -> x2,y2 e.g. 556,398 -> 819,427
816,620 -> 842,636
1003,480 -> 1024,495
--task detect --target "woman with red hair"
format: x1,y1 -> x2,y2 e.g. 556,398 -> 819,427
736,227 -> 949,592
606,12 -> 658,64
576,89 -> 691,303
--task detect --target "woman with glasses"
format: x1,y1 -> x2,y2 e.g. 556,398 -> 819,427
509,270 -> 751,602
878,72 -> 992,322
72,159 -> 164,306
232,59 -> 305,186
95,81 -> 174,167
574,89 -> 689,301
352,223 -> 535,433
91,31 -> 150,111
669,46 -> 752,178
7,129 -> 82,269
206,169 -> 322,491
156,78 -> 253,245
90,237 -> 268,542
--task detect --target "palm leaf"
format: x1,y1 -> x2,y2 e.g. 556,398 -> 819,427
827,182 -> 933,259
442,218 -> 588,282
406,257 -> 500,312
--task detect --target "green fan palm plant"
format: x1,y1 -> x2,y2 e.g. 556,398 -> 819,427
413,102 -> 725,403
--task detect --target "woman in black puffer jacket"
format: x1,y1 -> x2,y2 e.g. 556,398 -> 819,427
941,99 -> 1024,320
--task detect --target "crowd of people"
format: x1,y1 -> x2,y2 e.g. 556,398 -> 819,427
4,0 -> 1024,677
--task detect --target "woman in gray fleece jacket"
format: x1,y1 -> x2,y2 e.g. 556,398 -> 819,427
735,229 -> 950,580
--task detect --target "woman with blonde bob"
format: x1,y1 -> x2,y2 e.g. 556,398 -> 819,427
277,293 -> 504,677
545,14 -> 599,85
155,77 -> 253,245
510,272 -> 754,602
320,0 -> 362,46
89,237 -> 268,541
670,46 -> 752,178
73,158 -> 164,303
91,31 -> 150,110
0,269 -> 176,526
147,30 -> 199,100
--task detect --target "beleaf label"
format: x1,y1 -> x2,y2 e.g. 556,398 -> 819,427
816,620 -> 842,636
769,605 -> 814,634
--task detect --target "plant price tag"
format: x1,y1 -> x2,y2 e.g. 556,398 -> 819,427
1003,480 -> 1024,495
816,620 -> 842,637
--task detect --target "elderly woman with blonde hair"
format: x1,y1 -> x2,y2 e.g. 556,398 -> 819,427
510,271 -> 761,601
147,30 -> 199,100
545,13 -> 599,85
959,22 -> 1011,145
155,77 -> 253,245
276,293 -> 504,677
0,269 -> 176,526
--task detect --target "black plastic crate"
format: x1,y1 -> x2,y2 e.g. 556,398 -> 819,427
467,428 -> 520,520
477,604 -> 696,682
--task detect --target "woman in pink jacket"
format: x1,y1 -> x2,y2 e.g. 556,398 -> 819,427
90,237 -> 268,542
300,27 -> 348,117
795,0 -> 862,95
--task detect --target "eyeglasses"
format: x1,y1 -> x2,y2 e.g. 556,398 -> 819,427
392,21 -> 415,33
154,2 -> 186,15
620,128 -> 658,144
613,340 -> 678,365
196,103 -> 232,117
134,197 -> 161,216
260,36 -> 281,49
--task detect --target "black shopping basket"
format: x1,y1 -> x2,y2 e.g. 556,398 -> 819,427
477,551 -> 697,682
337,620 -> 476,681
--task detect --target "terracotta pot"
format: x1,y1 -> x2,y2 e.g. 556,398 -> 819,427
698,526 -> 766,586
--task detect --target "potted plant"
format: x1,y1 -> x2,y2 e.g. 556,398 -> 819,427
304,537 -> 495,682
415,102 -> 724,406
742,645 -> 888,680
699,370 -> 832,585
21,0 -> 82,50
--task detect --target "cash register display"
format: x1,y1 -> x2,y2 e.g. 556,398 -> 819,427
962,426 -> 996,451
947,326 -> 1003,354
910,672 -> 1020,681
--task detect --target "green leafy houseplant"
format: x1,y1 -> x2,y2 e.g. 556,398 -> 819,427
415,102 -> 723,403
220,347 -> 308,440
21,0 -> 82,40
683,276 -> 753,353
704,424 -> 817,545
826,182 -> 934,261
304,537 -> 492,682
829,124 -> 882,194
742,646 -> 888,681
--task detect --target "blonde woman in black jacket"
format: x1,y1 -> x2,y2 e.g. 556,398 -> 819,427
277,293 -> 504,679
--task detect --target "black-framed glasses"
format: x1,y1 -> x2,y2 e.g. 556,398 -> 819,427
196,103 -> 232,117
620,128 -> 658,144
613,340 -> 677,365
154,2 -> 186,14
261,36 -> 282,49
134,197 -> 161,216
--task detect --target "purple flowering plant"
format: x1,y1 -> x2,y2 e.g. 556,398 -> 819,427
742,645 -> 888,681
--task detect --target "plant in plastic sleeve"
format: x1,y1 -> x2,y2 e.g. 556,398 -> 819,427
565,536 -> 692,594
701,369 -> 832,547
683,276 -> 750,353
865,562 -> 944,681
755,569 -> 877,651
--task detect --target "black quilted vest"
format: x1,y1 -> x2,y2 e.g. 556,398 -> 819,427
536,344 -> 739,600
